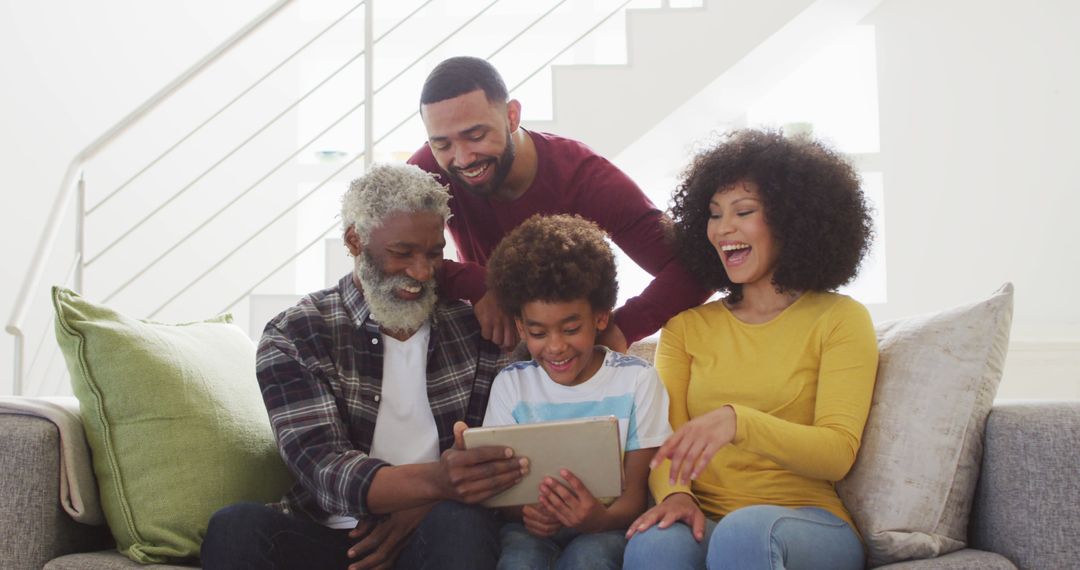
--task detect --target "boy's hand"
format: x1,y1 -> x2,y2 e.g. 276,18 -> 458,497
538,469 -> 606,533
521,503 -> 561,537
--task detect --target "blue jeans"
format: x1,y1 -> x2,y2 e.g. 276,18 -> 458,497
623,505 -> 865,570
497,522 -> 626,570
201,501 -> 501,570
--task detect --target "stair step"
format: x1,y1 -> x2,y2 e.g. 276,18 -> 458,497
527,0 -> 870,158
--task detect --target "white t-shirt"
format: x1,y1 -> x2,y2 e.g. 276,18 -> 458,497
482,347 -> 672,453
325,322 -> 438,529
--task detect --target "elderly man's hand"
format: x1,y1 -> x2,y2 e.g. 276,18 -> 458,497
346,504 -> 432,570
436,421 -> 528,504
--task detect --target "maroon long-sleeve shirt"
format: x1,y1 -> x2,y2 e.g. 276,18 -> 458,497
408,129 -> 710,344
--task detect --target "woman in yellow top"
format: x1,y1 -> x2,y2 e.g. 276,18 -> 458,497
623,129 -> 879,570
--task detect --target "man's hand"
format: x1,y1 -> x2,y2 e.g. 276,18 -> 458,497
596,322 -> 629,353
537,469 -> 606,534
346,503 -> 432,570
625,492 -> 706,542
437,421 -> 528,503
473,291 -> 519,351
521,503 -> 562,538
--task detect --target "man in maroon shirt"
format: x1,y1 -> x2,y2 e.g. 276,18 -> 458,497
409,56 -> 710,352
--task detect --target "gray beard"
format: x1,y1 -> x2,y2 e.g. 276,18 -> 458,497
355,251 -> 437,336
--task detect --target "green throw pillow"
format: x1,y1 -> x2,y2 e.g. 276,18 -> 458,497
52,287 -> 293,563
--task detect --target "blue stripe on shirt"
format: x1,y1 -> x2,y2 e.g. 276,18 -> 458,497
510,394 -> 642,450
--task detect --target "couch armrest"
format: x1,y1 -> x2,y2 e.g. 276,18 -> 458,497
969,401 -> 1080,570
0,414 -> 112,568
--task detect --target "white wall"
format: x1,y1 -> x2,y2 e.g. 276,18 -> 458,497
0,0 -> 275,394
617,0 -> 1080,400
3,0 -> 1078,398
867,0 -> 1080,398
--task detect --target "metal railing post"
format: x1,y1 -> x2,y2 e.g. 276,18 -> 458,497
364,0 -> 374,168
12,333 -> 23,396
75,173 -> 85,293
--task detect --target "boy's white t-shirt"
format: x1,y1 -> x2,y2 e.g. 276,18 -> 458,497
482,347 -> 672,453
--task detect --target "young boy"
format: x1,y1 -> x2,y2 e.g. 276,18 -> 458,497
483,214 -> 672,570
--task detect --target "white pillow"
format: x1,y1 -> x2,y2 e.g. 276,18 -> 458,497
837,284 -> 1014,567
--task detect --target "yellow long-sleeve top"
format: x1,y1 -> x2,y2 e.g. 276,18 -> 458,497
650,292 -> 878,528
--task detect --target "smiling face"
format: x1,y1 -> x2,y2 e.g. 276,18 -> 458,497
517,299 -> 610,387
347,210 -> 445,338
707,180 -> 780,289
421,89 -> 519,199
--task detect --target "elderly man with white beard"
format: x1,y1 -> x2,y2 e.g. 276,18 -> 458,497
201,164 -> 526,570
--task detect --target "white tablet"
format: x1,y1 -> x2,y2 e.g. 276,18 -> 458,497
463,416 -> 624,508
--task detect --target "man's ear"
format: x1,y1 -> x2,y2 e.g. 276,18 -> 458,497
594,310 -> 611,332
506,99 -> 522,132
344,226 -> 363,257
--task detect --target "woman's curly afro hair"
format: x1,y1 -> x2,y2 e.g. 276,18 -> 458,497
671,128 -> 873,303
487,214 -> 618,317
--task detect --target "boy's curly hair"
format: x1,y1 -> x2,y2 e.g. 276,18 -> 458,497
487,214 -> 618,316
671,128 -> 873,303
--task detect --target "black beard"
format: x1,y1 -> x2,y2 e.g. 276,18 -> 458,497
449,129 -> 516,198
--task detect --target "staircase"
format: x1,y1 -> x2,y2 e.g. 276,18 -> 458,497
8,0 -> 882,395
527,0 -> 884,157
528,0 -> 815,156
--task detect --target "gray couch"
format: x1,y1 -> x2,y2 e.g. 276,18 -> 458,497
2,402 -> 1078,570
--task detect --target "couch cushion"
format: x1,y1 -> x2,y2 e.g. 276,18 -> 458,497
52,287 -> 293,564
46,550 -> 197,569
872,548 -> 1016,569
837,284 -> 1014,566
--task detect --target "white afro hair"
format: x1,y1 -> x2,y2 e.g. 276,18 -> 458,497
341,163 -> 451,240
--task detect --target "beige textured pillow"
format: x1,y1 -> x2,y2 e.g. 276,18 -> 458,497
837,284 -> 1014,567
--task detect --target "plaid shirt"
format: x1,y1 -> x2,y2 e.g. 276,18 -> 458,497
256,274 -> 505,521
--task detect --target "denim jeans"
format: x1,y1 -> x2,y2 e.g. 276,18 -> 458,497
623,505 -> 865,570
497,522 -> 626,570
201,501 -> 501,570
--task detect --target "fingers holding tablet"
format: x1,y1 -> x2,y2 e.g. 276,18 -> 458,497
439,421 -> 530,504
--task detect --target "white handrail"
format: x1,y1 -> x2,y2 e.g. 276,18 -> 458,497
8,0 -> 659,395
116,0 -> 505,312
80,0 -> 294,168
87,0 -> 366,216
88,48 -> 368,271
6,162 -> 80,338
6,0 -> 295,390
364,0 -> 374,169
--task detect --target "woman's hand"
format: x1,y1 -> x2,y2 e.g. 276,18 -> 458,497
650,405 -> 737,486
625,493 -> 707,541
538,469 -> 606,533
